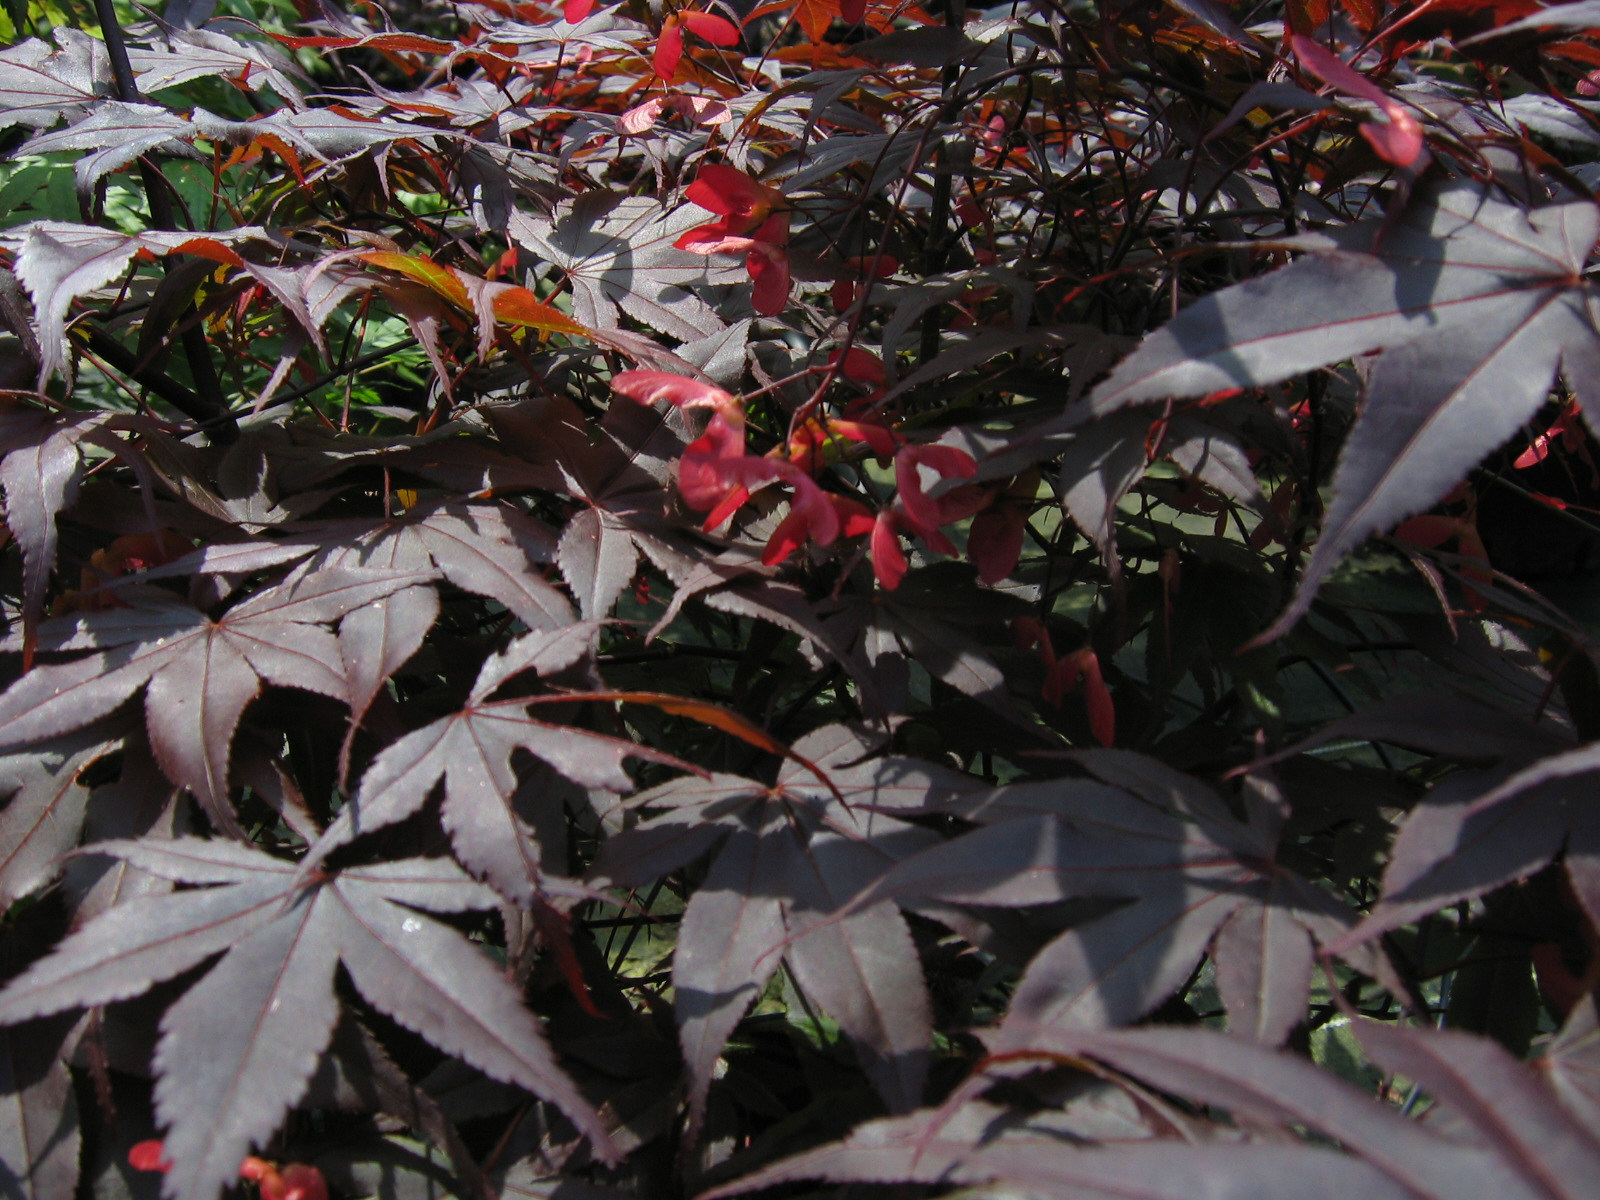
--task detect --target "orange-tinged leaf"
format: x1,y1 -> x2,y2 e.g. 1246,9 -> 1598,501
488,285 -> 590,338
790,0 -> 845,41
170,239 -> 245,269
357,251 -> 471,309
750,0 -> 926,41
357,253 -> 590,339
529,690 -> 843,803
770,42 -> 866,67
1285,0 -> 1331,35
1078,649 -> 1116,748
748,0 -> 850,41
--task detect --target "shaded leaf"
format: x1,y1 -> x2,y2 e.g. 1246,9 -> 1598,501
990,883 -> 1244,1039
0,1018 -> 80,1200
308,632 -> 686,902
783,847 -> 930,1113
1213,891 -> 1315,1046
0,412 -> 105,638
673,822 -> 786,1140
1543,997 -> 1600,1131
1272,692 -> 1574,765
1088,183 -> 1600,638
0,570 -> 427,830
313,502 -> 572,632
1355,1019 -> 1600,1200
702,1099 -> 1417,1200
985,1026 -> 1529,1200
0,729 -> 120,908
60,742 -> 181,923
849,813 -> 1234,911
594,727 -> 944,1132
1334,768 -> 1579,949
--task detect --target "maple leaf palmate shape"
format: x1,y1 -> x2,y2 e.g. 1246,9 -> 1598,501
590,726 -> 948,1136
0,569 -> 430,837
0,842 -> 618,1200
1087,181 -> 1600,640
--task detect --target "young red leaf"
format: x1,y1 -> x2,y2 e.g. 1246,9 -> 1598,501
829,346 -> 888,388
0,411 -> 104,655
968,501 -> 1026,584
128,1140 -> 171,1173
680,11 -> 740,46
744,238 -> 790,315
653,20 -> 685,79
870,510 -> 908,589
894,443 -> 977,536
1076,648 -> 1115,748
611,369 -> 737,412
680,164 -> 783,230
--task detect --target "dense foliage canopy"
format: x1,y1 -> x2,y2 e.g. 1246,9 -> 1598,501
2,1 -> 1600,1199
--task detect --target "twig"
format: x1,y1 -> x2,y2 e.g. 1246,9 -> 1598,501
92,0 -> 238,443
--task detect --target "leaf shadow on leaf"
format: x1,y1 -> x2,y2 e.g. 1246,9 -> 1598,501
0,1012 -> 82,1200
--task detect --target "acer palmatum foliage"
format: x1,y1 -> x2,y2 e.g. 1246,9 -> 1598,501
0,1 -> 1599,1198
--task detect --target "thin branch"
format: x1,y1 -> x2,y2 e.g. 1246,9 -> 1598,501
92,0 -> 238,443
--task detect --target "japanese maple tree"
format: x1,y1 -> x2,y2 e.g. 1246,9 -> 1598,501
2,1 -> 1600,1199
